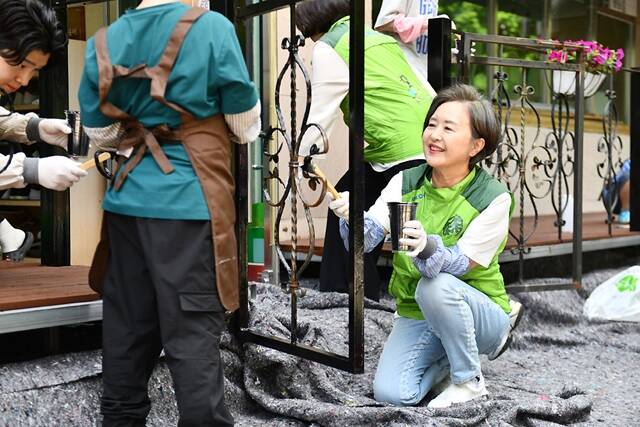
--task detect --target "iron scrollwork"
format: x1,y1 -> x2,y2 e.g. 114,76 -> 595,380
596,76 -> 625,234
486,70 -> 569,282
547,91 -> 576,239
261,33 -> 331,344
485,69 -> 559,281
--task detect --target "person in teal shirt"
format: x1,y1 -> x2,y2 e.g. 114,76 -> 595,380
329,84 -> 515,408
79,2 -> 259,220
78,0 -> 260,425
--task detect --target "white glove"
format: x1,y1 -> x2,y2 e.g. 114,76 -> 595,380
399,220 -> 428,257
37,156 -> 88,191
328,191 -> 349,220
38,119 -> 72,149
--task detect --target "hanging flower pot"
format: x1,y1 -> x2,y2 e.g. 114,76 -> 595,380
548,40 -> 623,96
583,72 -> 607,97
552,70 -> 577,95
552,70 -> 607,97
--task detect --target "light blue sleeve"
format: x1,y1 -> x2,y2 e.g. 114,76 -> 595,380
412,235 -> 470,278
338,213 -> 387,253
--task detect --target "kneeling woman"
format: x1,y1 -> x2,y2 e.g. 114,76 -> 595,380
330,84 -> 513,408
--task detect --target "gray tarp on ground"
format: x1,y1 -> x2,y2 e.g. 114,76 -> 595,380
0,267 -> 639,426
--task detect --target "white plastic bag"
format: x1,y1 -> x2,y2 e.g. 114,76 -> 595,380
584,266 -> 640,322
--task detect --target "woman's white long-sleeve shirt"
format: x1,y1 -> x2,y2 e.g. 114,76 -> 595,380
0,106 -> 38,190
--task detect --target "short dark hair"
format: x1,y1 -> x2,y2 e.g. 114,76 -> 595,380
295,0 -> 350,39
0,0 -> 68,68
424,84 -> 501,166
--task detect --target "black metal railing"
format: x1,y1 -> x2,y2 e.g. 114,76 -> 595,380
629,69 -> 640,232
429,19 -> 586,291
597,75 -> 626,235
229,0 -> 365,373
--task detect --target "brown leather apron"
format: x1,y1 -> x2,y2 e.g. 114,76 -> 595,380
88,7 -> 239,312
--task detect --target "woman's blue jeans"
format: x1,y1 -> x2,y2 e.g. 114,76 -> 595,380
373,273 -> 509,406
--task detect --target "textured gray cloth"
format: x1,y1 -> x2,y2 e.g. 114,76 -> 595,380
0,267 -> 639,425
22,157 -> 38,185
25,118 -> 43,143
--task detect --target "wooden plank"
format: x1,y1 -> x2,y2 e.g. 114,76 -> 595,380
0,294 -> 99,311
0,264 -> 98,311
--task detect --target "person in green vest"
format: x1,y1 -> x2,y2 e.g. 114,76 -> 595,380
329,84 -> 515,408
295,0 -> 434,301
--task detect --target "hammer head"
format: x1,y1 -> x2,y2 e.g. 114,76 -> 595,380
302,155 -> 314,175
301,143 -> 321,176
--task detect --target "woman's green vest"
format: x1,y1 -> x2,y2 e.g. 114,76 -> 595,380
389,164 -> 514,319
319,17 -> 432,164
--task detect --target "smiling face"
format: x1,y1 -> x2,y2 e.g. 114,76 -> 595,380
0,50 -> 49,93
423,101 -> 485,173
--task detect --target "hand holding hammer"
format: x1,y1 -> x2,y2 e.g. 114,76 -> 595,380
301,156 -> 340,200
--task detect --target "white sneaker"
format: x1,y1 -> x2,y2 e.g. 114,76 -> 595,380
509,299 -> 524,331
487,299 -> 523,360
487,329 -> 512,360
427,375 -> 488,409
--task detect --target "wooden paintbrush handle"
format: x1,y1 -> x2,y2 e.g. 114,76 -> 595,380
80,152 -> 111,171
311,164 -> 340,199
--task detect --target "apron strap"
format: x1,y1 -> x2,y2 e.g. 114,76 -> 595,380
148,7 -> 207,117
93,7 -> 208,190
111,123 -> 182,191
95,28 -> 135,122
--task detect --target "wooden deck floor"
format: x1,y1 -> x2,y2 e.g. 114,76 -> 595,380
281,212 -> 639,256
0,262 -> 98,311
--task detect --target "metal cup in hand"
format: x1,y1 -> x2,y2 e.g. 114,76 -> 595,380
64,110 -> 90,157
388,202 -> 418,252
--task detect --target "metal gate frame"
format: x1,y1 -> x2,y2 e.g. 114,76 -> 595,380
428,18 -> 586,292
221,0 -> 366,373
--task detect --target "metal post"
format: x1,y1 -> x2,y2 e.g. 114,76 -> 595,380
348,0 -> 365,374
40,0 -> 70,266
487,0 -> 498,96
427,17 -> 452,92
458,33 -> 471,83
287,1 -> 300,345
117,0 -> 138,13
211,0 -> 235,20
572,58 -> 584,288
630,68 -> 640,231
225,0 -> 248,327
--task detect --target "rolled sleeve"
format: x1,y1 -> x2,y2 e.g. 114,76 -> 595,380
224,100 -> 261,144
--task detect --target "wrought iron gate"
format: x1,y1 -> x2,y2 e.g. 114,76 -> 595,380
218,0 -> 366,373
428,19 -> 586,292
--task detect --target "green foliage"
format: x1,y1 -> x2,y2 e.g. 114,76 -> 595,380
439,1 -> 544,94
439,1 -> 487,35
